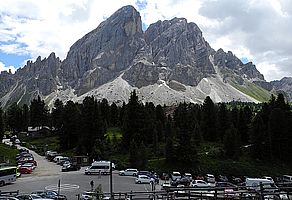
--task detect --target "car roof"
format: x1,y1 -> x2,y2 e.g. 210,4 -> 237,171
138,175 -> 149,178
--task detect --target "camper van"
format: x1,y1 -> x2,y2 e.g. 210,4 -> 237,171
84,160 -> 115,175
245,178 -> 278,192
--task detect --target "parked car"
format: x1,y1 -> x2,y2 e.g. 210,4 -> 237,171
61,164 -> 81,172
137,171 -> 159,184
0,197 -> 19,200
230,176 -> 244,185
37,191 -> 67,200
80,191 -> 95,200
191,180 -> 210,187
16,194 -> 51,200
171,172 -> 181,181
160,172 -> 170,180
57,157 -> 70,165
216,182 -> 239,191
119,168 -> 138,176
135,175 -> 154,184
262,176 -> 274,183
18,166 -> 33,174
183,173 -> 193,181
21,162 -> 36,170
205,174 -> 215,183
171,177 -> 191,187
62,161 -> 71,167
217,175 -> 228,182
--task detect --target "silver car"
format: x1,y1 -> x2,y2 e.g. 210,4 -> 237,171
119,168 -> 138,176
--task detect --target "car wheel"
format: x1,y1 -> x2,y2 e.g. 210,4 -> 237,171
133,173 -> 137,176
0,180 -> 5,187
138,181 -> 141,184
121,173 -> 125,176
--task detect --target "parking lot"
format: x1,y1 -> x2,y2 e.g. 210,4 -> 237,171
1,149 -> 160,200
1,145 -> 292,200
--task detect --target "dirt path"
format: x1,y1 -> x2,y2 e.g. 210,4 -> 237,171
18,145 -> 62,177
30,149 -> 62,176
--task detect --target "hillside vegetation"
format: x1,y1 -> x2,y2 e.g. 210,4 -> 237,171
1,92 -> 292,177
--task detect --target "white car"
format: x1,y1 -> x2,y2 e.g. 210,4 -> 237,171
205,174 -> 215,183
80,191 -> 95,200
119,168 -> 138,176
135,175 -> 154,184
191,180 -> 210,187
171,171 -> 181,181
184,173 -> 193,181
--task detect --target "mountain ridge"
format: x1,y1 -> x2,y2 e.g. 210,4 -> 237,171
0,5 -> 290,109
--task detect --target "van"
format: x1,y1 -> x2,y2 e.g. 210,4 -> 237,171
205,174 -> 215,183
84,161 -> 115,175
282,175 -> 292,182
245,178 -> 278,192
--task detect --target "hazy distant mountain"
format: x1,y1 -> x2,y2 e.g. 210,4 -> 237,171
0,5 -> 289,109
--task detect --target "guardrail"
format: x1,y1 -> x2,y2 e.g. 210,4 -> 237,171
77,185 -> 292,200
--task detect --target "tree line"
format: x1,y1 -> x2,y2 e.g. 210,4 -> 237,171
0,91 -> 291,171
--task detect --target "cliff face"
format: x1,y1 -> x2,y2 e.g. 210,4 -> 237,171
1,5 -> 288,109
60,5 -> 145,95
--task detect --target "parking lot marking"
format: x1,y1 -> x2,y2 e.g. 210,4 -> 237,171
45,183 -> 80,191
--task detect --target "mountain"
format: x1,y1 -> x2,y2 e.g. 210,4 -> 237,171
0,5 -> 290,109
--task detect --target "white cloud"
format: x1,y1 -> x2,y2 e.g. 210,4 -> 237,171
0,61 -> 16,74
0,0 -> 291,81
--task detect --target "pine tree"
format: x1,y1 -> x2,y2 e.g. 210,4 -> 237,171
60,101 -> 80,151
223,125 -> 240,159
201,96 -> 217,141
122,90 -> 144,149
21,104 -> 29,131
238,106 -> 252,144
30,96 -> 48,128
249,114 -> 266,160
268,108 -> 287,161
109,102 -> 119,127
217,103 -> 229,141
51,99 -> 64,131
7,103 -> 23,133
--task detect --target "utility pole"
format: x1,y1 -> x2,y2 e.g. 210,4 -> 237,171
110,161 -> 113,199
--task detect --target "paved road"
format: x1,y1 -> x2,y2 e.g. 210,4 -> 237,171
1,145 -> 157,200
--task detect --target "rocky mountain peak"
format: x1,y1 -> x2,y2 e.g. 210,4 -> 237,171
60,5 -> 145,95
2,5 -> 291,109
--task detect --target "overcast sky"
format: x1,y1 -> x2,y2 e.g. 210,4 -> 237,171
0,0 -> 291,81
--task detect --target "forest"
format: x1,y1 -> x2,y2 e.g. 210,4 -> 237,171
1,91 -> 292,174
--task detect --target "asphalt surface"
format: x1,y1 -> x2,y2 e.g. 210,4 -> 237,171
1,145 -> 158,200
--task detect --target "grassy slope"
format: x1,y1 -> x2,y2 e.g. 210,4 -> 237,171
231,82 -> 271,102
0,144 -> 19,165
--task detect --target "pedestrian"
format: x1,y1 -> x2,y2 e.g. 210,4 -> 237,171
90,180 -> 94,191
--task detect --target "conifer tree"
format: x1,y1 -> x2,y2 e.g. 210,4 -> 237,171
7,103 -> 23,133
122,90 -> 144,149
201,96 -> 217,141
217,103 -> 229,141
21,104 -> 29,131
165,116 -> 175,163
51,99 -> 64,131
30,96 -> 48,128
60,101 -> 80,150
223,125 -> 240,159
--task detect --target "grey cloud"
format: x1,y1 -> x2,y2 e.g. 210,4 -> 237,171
59,0 -> 94,23
199,0 -> 292,81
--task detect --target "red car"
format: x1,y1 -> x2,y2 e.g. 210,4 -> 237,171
18,166 -> 33,174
